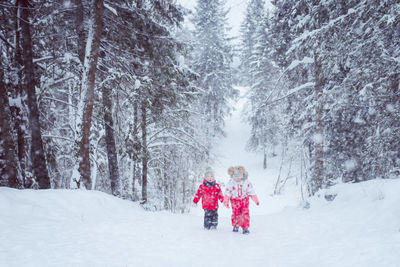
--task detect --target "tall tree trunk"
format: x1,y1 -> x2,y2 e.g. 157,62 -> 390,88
13,0 -> 27,184
312,51 -> 324,195
78,0 -> 104,189
141,101 -> 148,203
0,60 -> 22,188
20,0 -> 50,189
263,148 -> 267,169
73,0 -> 86,64
102,84 -> 119,196
132,101 -> 139,200
163,159 -> 169,209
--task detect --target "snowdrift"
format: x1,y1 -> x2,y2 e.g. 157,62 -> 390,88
1,178 -> 400,267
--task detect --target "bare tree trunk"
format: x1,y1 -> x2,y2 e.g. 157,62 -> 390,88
263,149 -> 267,169
73,0 -> 86,64
182,158 -> 188,213
78,0 -> 104,189
20,0 -> 50,189
102,84 -> 120,196
132,101 -> 139,200
312,50 -> 324,195
141,101 -> 148,203
163,158 -> 169,209
0,60 -> 22,188
13,0 -> 26,184
274,147 -> 285,195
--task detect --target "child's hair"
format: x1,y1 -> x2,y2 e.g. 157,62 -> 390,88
205,167 -> 214,177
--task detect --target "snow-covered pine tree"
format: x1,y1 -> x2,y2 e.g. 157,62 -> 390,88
323,0 -> 400,182
239,0 -> 265,86
91,0 -> 203,209
245,10 -> 281,169
269,0 -> 342,194
0,0 -> 203,210
268,0 -> 400,195
191,0 -> 237,144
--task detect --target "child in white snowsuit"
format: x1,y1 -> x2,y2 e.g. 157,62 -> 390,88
224,166 -> 259,234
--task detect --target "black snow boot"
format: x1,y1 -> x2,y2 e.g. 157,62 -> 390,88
242,228 -> 250,234
233,227 -> 239,232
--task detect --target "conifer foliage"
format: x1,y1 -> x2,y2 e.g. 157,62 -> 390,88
243,0 -> 400,196
0,0 -> 231,212
191,0 -> 237,140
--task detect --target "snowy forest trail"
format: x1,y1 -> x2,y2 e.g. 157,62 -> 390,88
2,86 -> 399,267
202,86 -> 299,217
2,180 -> 399,267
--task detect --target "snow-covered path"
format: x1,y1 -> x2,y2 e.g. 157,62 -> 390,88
1,179 -> 400,267
207,86 -> 300,216
1,88 -> 400,267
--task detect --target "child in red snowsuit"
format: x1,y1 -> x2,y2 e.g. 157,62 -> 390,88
224,166 -> 259,234
193,168 -> 224,230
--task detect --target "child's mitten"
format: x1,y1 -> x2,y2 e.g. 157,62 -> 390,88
251,195 -> 260,205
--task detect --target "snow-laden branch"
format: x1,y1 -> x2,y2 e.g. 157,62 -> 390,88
104,3 -> 117,16
148,126 -> 209,152
42,135 -> 74,142
148,134 -> 208,154
42,76 -> 75,89
41,97 -> 77,108
252,41 -> 318,113
270,82 -> 314,104
256,81 -> 315,112
0,3 -> 36,9
287,57 -> 314,71
33,56 -> 54,63
0,33 -> 15,49
287,0 -> 367,55
40,97 -> 117,132
382,52 -> 400,65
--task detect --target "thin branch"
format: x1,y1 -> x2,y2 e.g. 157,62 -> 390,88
0,33 -> 15,49
0,3 -> 36,9
40,97 -> 77,108
42,135 -> 74,143
33,55 -> 54,63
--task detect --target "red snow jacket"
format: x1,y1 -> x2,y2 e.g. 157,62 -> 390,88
193,180 -> 224,210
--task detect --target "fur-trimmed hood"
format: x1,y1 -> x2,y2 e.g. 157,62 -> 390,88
228,166 -> 248,180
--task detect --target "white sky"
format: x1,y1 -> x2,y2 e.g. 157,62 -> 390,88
178,0 -> 273,39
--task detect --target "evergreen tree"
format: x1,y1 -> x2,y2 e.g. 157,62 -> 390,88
0,0 -> 206,212
239,0 -> 265,86
191,0 -> 237,141
263,0 -> 400,195
246,11 -> 281,169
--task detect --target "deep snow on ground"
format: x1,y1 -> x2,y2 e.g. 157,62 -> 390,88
1,87 -> 400,267
1,179 -> 400,267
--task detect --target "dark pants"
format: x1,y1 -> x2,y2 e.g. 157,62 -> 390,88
204,209 -> 218,229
